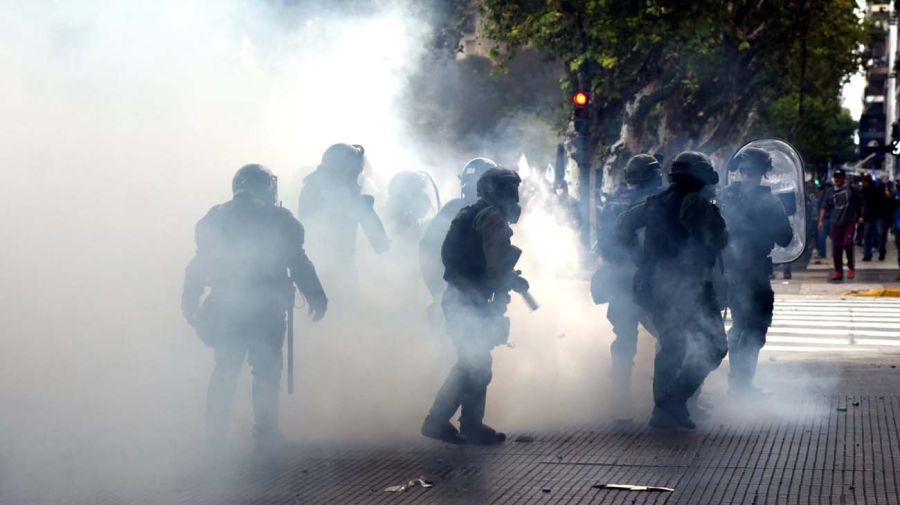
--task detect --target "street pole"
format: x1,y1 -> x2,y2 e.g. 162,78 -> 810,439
887,5 -> 897,179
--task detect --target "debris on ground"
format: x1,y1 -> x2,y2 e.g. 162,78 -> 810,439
515,435 -> 535,443
384,478 -> 433,493
593,483 -> 675,492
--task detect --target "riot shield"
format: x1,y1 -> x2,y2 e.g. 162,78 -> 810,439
726,138 -> 806,264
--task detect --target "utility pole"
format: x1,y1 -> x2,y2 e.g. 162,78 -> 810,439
887,4 -> 897,178
571,87 -> 594,247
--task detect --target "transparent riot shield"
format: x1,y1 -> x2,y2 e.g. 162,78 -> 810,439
726,138 -> 806,264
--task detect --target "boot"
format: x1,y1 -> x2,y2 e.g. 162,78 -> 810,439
649,400 -> 695,430
460,423 -> 506,445
421,415 -> 464,444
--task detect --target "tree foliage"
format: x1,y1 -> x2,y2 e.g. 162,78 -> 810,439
478,0 -> 865,185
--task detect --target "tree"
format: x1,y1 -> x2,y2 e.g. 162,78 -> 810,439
479,0 -> 865,234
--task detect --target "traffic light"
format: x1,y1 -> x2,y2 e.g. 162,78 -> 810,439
572,91 -> 590,135
572,91 -> 589,107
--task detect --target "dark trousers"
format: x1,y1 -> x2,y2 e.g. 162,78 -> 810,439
817,216 -> 831,257
205,314 -> 285,443
428,287 -> 505,430
863,221 -> 886,260
832,222 -> 856,273
650,285 -> 727,408
727,282 -> 774,389
607,295 -> 654,389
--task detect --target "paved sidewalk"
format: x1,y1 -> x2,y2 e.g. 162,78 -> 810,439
50,355 -> 900,505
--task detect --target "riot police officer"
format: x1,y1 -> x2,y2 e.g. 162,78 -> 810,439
182,164 -> 328,448
297,144 -> 390,267
617,152 -> 728,430
421,167 -> 529,445
419,158 -> 497,319
384,170 -> 433,252
720,147 -> 792,395
592,154 -> 662,416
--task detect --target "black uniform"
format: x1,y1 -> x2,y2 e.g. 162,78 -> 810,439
719,183 -> 792,391
422,167 -> 527,445
594,186 -> 658,392
297,168 -> 389,265
426,200 -> 516,431
618,181 -> 728,426
182,193 -> 326,444
420,198 -> 470,305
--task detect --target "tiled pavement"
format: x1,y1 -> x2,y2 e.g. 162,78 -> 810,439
56,357 -> 900,505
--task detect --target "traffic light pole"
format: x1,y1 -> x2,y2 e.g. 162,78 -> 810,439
571,91 -> 595,247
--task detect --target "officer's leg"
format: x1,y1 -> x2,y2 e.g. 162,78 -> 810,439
423,294 -> 473,443
727,290 -> 752,390
741,289 -> 773,389
457,342 -> 493,432
607,298 -> 640,391
651,320 -> 687,407
247,317 -> 285,442
427,360 -> 465,424
206,340 -> 246,444
676,303 -> 728,401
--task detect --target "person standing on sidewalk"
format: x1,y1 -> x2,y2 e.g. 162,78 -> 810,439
814,182 -> 832,263
818,168 -> 862,281
719,148 -> 792,395
861,175 -> 887,262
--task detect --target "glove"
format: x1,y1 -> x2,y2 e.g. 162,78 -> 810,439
307,293 -> 328,322
509,271 -> 530,294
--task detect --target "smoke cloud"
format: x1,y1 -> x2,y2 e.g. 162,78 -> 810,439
0,2 -> 829,504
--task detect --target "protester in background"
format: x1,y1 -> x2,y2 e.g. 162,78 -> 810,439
861,175 -> 887,262
818,169 -> 862,282
814,182 -> 831,263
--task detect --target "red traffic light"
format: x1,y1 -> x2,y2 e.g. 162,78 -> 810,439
573,91 -> 589,107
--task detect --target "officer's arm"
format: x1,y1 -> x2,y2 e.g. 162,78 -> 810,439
181,214 -> 213,322
286,217 -> 328,320
475,207 -> 516,290
615,201 -> 647,250
419,207 -> 452,299
357,195 -> 391,254
771,199 -> 794,247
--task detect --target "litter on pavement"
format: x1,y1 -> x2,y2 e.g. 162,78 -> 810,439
384,478 -> 434,493
593,483 -> 675,493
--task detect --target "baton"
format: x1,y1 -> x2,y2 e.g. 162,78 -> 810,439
287,303 -> 295,395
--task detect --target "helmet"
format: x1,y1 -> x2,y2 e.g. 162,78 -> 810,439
232,164 -> 277,204
670,151 -> 719,186
624,154 -> 662,186
388,171 -> 428,199
460,157 -> 498,199
387,171 -> 432,220
730,147 -> 772,174
320,143 -> 365,180
477,167 -> 521,201
477,167 -> 523,223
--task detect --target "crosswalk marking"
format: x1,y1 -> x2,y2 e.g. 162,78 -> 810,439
728,296 -> 900,353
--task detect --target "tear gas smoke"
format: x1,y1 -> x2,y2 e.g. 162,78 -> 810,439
0,1 -> 834,503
